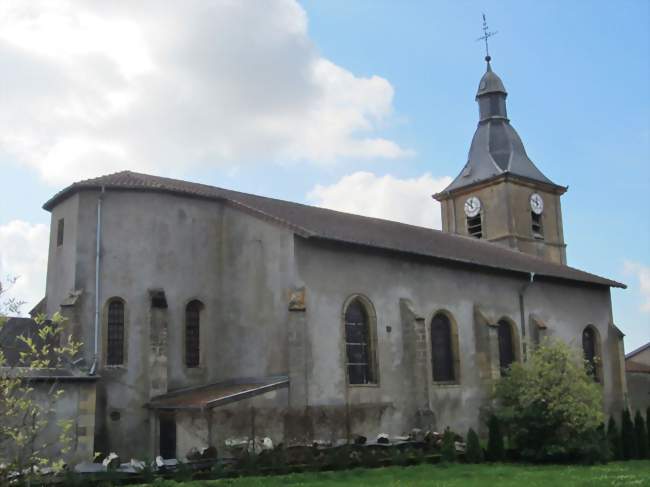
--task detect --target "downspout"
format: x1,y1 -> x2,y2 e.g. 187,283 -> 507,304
90,186 -> 105,375
518,272 -> 535,361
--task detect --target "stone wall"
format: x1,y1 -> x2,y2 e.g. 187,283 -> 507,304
0,379 -> 96,466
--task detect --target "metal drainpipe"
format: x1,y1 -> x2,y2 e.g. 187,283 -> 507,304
519,272 -> 535,361
90,186 -> 105,375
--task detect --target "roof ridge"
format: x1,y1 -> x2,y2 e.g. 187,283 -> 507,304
73,170 -> 468,234
41,170 -> 625,289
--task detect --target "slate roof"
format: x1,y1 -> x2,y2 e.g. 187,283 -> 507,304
476,61 -> 507,97
147,376 -> 289,410
0,317 -> 95,380
43,170 -> 625,289
0,317 -> 45,366
626,342 -> 650,360
0,366 -> 98,381
439,61 -> 562,195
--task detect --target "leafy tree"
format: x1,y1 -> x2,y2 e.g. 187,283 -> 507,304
486,414 -> 505,462
465,428 -> 483,463
621,409 -> 637,460
493,338 -> 605,462
634,410 -> 648,459
440,427 -> 456,463
0,278 -> 82,482
607,415 -> 622,460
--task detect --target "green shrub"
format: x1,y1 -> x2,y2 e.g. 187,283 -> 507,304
486,414 -> 505,462
621,409 -> 637,460
493,339 -> 605,463
564,423 -> 609,465
634,410 -> 648,459
647,407 -> 650,458
440,427 -> 456,463
465,428 -> 483,463
607,415 -> 622,460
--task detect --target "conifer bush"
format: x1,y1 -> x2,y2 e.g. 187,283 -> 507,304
607,415 -> 622,460
465,428 -> 483,463
493,339 -> 605,462
621,409 -> 637,460
647,407 -> 650,458
440,427 -> 457,463
634,410 -> 648,459
486,414 -> 505,462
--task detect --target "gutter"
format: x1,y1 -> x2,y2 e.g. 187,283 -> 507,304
519,271 -> 535,361
90,186 -> 105,375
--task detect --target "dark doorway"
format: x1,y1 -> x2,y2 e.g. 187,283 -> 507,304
159,414 -> 176,459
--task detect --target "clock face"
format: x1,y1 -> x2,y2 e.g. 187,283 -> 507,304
530,193 -> 544,215
464,196 -> 481,218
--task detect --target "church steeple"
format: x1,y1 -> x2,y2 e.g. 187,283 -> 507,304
434,28 -> 568,265
440,58 -> 560,193
476,57 -> 508,121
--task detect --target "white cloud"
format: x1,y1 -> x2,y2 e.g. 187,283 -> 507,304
0,0 -> 409,185
624,261 -> 650,313
0,220 -> 49,315
307,172 -> 452,229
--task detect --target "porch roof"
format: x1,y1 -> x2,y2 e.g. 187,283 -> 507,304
146,375 -> 289,411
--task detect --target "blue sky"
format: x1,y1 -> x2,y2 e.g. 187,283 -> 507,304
0,0 -> 648,351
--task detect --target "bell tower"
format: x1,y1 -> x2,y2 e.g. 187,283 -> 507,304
434,52 -> 567,265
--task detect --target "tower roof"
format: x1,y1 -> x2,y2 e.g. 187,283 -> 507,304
438,59 -> 564,196
476,59 -> 507,97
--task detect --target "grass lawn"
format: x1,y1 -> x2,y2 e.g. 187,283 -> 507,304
138,461 -> 650,486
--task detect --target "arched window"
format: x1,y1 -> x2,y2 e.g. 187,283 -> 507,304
106,299 -> 125,366
582,326 -> 600,382
431,312 -> 457,382
185,300 -> 202,368
344,298 -> 376,385
497,319 -> 515,376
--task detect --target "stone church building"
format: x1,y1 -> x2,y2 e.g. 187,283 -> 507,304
36,57 -> 628,461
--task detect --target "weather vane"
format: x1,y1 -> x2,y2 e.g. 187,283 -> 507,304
476,13 -> 498,61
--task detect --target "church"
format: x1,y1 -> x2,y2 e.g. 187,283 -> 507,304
33,54 -> 628,461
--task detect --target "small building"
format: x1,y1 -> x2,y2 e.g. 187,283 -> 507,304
0,317 -> 97,464
625,343 -> 650,414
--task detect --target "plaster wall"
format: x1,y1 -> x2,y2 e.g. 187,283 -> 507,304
626,347 -> 650,413
45,194 -> 79,317
175,388 -> 288,460
626,372 -> 650,414
42,188 -> 626,459
51,190 -> 296,459
295,237 -> 624,438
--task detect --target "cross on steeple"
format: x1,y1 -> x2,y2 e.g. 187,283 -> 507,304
476,13 -> 498,62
